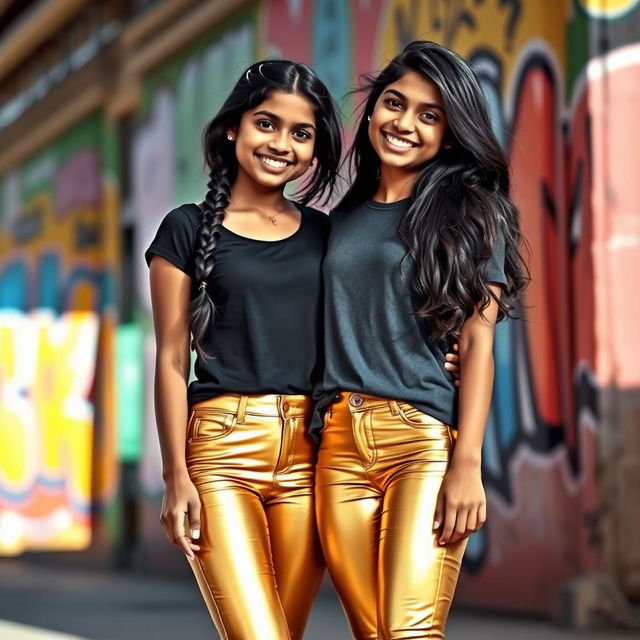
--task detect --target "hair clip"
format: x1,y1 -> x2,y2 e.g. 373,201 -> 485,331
245,68 -> 252,81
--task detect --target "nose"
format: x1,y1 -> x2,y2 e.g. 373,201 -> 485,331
267,131 -> 291,154
393,110 -> 415,133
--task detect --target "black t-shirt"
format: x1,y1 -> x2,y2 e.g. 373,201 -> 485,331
145,202 -> 328,406
311,197 -> 506,438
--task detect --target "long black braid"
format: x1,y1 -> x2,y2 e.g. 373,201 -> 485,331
187,150 -> 231,358
188,60 -> 342,359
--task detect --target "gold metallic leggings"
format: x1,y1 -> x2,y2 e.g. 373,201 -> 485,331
316,393 -> 467,640
185,394 -> 323,640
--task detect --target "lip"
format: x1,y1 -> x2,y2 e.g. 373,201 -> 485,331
255,153 -> 293,173
380,131 -> 419,152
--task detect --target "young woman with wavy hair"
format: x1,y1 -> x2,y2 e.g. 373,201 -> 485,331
313,41 -> 528,639
145,59 -> 341,640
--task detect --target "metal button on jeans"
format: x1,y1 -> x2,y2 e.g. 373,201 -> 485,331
349,394 -> 364,407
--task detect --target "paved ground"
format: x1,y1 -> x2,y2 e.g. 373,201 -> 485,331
0,560 -> 636,639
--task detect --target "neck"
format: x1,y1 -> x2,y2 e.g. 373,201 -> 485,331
373,165 -> 417,202
229,168 -> 290,212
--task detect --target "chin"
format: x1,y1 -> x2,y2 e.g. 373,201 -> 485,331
378,155 -> 414,170
258,175 -> 289,189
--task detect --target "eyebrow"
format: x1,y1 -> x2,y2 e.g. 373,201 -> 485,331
383,89 -> 444,113
252,110 -> 316,131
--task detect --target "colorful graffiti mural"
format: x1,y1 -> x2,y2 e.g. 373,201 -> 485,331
0,113 -> 119,554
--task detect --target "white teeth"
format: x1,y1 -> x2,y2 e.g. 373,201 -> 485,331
384,133 -> 414,149
260,156 -> 288,168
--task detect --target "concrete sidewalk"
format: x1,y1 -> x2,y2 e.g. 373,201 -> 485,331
0,560 -> 634,639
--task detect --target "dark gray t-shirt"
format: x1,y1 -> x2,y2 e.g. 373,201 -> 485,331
145,202 -> 328,406
311,197 -> 506,438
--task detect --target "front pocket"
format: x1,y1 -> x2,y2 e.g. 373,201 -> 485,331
188,409 -> 235,442
396,403 -> 445,429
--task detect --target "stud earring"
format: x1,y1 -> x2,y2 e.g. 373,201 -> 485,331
227,134 -> 233,141
367,115 -> 371,122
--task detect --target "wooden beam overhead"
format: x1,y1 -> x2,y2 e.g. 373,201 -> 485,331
0,0 -> 89,82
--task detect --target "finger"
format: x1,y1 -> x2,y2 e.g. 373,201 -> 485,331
466,508 -> 478,537
189,497 -> 202,541
176,535 -> 195,559
449,507 -> 469,544
172,510 -> 186,545
477,502 -> 487,530
439,502 -> 458,545
160,513 -> 171,542
433,491 -> 445,531
453,342 -> 459,351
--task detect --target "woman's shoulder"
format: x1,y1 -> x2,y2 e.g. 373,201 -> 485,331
154,203 -> 201,233
170,203 -> 202,229
295,202 -> 330,231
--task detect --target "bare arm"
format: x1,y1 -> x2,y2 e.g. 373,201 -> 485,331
149,256 -> 201,558
434,284 -> 502,545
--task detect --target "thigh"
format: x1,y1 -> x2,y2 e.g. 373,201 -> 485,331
189,488 -> 290,640
378,473 -> 467,640
316,457 -> 380,640
267,493 -> 324,640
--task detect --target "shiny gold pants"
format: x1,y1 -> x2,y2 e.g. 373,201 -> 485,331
185,394 -> 323,640
316,393 -> 467,640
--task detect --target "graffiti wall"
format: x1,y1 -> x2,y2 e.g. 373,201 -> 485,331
128,0 -> 639,610
0,112 -> 119,554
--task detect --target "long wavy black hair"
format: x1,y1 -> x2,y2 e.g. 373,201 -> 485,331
189,60 -> 342,358
339,41 -> 528,339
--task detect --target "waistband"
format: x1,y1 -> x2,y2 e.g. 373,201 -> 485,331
332,391 -> 409,415
190,393 -> 312,422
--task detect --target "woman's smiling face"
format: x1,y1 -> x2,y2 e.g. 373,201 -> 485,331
229,91 -> 317,190
368,70 -> 449,174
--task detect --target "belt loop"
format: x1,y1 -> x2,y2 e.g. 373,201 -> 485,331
236,395 -> 248,424
389,400 -> 400,416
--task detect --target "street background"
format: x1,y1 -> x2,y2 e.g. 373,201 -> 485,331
1,0 -> 639,638
0,559 -> 637,639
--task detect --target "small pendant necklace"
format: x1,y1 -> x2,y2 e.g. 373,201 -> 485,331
265,209 -> 288,225
226,206 -> 288,225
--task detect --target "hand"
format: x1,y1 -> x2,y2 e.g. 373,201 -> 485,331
444,343 -> 460,386
433,461 -> 486,545
160,473 -> 202,559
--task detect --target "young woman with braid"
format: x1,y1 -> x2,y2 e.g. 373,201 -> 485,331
145,60 -> 342,640
313,41 -> 528,639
